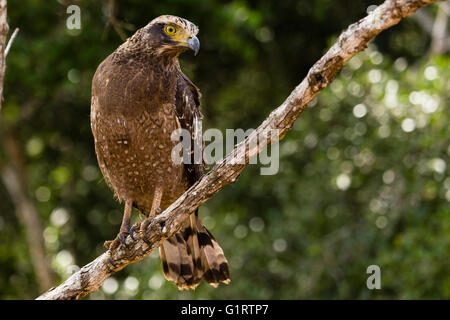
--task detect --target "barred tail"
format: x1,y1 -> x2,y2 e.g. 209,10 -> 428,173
159,213 -> 230,290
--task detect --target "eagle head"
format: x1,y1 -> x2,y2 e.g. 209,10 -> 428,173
137,15 -> 200,56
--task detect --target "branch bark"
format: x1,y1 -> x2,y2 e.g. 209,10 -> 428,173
0,0 -> 9,110
36,0 -> 445,300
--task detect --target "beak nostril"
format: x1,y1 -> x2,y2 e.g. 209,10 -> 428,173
186,36 -> 200,56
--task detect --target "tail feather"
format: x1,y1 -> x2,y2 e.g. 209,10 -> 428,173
159,213 -> 230,290
186,214 -> 203,281
159,235 -> 194,289
194,217 -> 230,287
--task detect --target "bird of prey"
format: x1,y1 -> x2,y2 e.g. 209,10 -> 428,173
90,15 -> 230,290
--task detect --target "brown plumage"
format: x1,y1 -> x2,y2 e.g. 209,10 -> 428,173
90,15 -> 229,290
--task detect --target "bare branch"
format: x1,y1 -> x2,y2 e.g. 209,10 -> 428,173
0,0 -> 9,110
36,0 -> 445,300
5,27 -> 18,57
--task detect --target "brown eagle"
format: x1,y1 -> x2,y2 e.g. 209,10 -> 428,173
90,15 -> 230,290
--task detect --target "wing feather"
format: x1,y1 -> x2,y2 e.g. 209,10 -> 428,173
175,72 -> 204,185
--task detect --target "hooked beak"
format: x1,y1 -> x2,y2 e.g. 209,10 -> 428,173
186,36 -> 200,56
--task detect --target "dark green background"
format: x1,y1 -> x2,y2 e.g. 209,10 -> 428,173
0,0 -> 449,299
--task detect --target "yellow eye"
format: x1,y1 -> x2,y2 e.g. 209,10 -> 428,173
165,25 -> 176,36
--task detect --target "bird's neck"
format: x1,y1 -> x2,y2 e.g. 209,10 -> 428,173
113,41 -> 181,73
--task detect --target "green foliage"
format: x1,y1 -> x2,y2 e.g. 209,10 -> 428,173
0,0 -> 448,299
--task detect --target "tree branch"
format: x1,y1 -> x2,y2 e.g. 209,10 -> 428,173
36,0 -> 445,300
0,0 -> 9,110
4,26 -> 18,57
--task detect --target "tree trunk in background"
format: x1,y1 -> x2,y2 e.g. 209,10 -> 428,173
0,0 -> 9,110
413,2 -> 449,54
1,127 -> 55,293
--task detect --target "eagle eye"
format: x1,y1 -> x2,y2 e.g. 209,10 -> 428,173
164,25 -> 177,36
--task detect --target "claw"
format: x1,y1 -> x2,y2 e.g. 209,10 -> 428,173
130,223 -> 141,240
117,233 -> 129,247
108,257 -> 117,268
139,218 -> 152,245
142,236 -> 151,245
104,231 -> 129,253
104,240 -> 113,250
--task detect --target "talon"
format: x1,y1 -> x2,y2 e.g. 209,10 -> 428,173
118,233 -> 129,247
104,231 -> 129,253
104,240 -> 113,250
142,235 -> 151,245
139,230 -> 151,244
130,222 -> 141,240
108,257 -> 117,268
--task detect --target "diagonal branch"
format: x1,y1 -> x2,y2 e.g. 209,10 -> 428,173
4,26 -> 18,57
36,0 -> 445,300
0,0 -> 9,111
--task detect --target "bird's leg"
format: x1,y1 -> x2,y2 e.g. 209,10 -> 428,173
104,199 -> 133,252
140,186 -> 163,243
149,186 -> 163,220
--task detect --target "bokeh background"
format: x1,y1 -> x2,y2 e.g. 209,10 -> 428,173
0,0 -> 449,299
